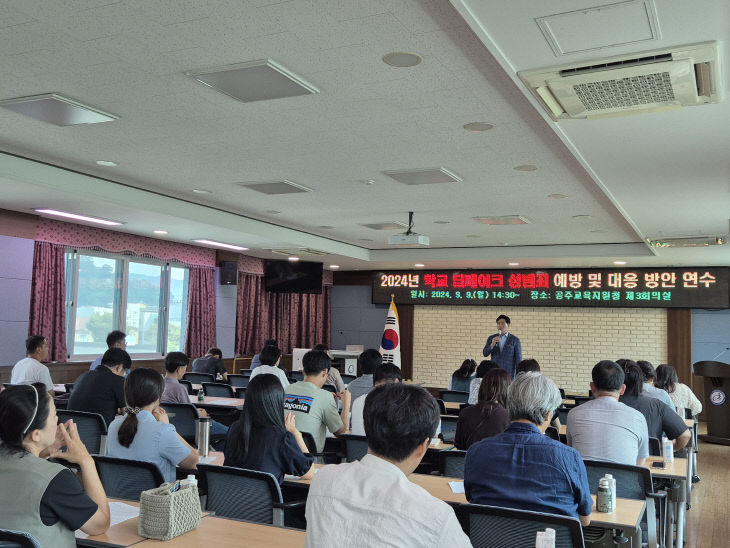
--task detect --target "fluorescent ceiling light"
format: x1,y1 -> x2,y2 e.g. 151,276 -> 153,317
329,265 -> 340,269
193,239 -> 248,251
0,93 -> 118,126
414,263 -> 425,267
35,208 -> 122,226
153,230 -> 168,235
613,260 -> 627,265
288,256 -> 300,261
95,160 -> 118,167
509,262 -> 520,266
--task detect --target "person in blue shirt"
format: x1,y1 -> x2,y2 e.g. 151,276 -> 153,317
464,371 -> 593,526
107,368 -> 198,483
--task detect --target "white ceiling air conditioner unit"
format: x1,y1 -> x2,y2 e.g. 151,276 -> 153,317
270,248 -> 327,256
518,42 -> 721,120
647,235 -> 726,248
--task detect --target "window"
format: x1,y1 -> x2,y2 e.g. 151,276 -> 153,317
65,250 -> 189,359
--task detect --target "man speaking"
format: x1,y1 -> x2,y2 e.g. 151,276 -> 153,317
483,314 -> 522,379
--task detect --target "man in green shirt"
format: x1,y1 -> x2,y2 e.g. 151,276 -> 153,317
285,350 -> 351,453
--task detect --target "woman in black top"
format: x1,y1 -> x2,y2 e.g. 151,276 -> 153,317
224,374 -> 314,483
449,359 -> 477,392
455,369 -> 511,450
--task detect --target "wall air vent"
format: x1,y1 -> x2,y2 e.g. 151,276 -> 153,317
518,42 -> 721,120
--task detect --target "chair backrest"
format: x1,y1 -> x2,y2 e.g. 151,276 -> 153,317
557,406 -> 570,425
457,504 -> 585,548
300,431 -> 318,455
341,374 -> 356,385
450,376 -> 472,393
436,398 -> 447,415
683,407 -> 693,419
573,396 -> 593,406
160,403 -> 200,443
183,372 -> 215,384
440,415 -> 458,443
235,387 -> 247,399
289,371 -> 304,382
56,409 -> 107,455
93,455 -> 164,501
239,368 -> 253,377
559,388 -> 566,399
439,390 -> 469,403
582,459 -> 652,500
64,383 -> 75,394
178,379 -> 194,395
202,382 -> 234,398
545,426 -> 560,441
227,374 -> 250,388
438,449 -> 467,479
338,434 -> 369,462
648,437 -> 662,456
198,465 -> 283,524
0,529 -> 41,548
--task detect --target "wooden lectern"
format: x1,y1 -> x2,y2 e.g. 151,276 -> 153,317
693,360 -> 730,445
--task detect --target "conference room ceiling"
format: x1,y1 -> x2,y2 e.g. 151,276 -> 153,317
0,0 -> 728,270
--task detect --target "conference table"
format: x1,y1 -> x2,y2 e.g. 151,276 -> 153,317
187,394 -> 244,410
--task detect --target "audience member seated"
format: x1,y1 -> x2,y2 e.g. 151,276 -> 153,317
89,330 -> 126,371
448,358 -> 477,392
635,360 -> 675,409
468,360 -> 499,404
284,350 -> 350,453
11,335 -> 54,395
313,343 -> 345,393
567,360 -> 649,466
655,364 -> 702,417
224,375 -> 314,482
192,347 -> 227,381
455,368 -> 510,450
251,338 -> 277,369
161,352 -> 228,448
619,363 -> 690,451
515,358 -> 561,429
107,368 -> 198,482
306,383 -> 471,547
464,372 -> 592,526
0,383 -> 111,546
346,349 -> 382,401
67,348 -> 131,426
249,345 -> 289,389
351,362 -> 402,436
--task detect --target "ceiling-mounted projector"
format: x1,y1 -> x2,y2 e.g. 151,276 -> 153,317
388,211 -> 430,246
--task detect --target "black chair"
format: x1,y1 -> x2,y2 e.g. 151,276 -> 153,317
93,456 -> 164,501
202,382 -> 235,398
239,368 -> 253,377
235,387 -> 247,399
178,379 -> 195,395
456,503 -> 585,548
289,371 -> 304,382
436,398 -> 447,415
583,459 -> 667,548
161,403 -> 201,445
557,406 -> 570,425
300,431 -> 340,464
183,372 -> 215,384
545,426 -> 560,441
338,434 -> 368,462
64,383 -> 75,394
0,529 -> 40,548
227,374 -> 250,388
341,374 -> 356,385
438,390 -> 469,404
573,396 -> 593,406
322,384 -> 337,394
438,449 -> 467,479
56,409 -> 108,455
440,415 -> 458,443
197,465 -> 305,527
648,436 -> 662,456
559,388 -> 566,399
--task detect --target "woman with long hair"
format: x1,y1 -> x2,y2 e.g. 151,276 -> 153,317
224,374 -> 314,483
449,359 -> 477,392
468,360 -> 499,404
107,368 -> 198,482
0,384 -> 110,546
655,364 -> 702,417
455,369 -> 511,450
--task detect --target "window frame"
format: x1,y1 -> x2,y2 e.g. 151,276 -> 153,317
65,248 -> 188,361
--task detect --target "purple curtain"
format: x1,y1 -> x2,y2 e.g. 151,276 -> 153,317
184,266 -> 216,359
235,273 -> 330,355
29,241 -> 67,362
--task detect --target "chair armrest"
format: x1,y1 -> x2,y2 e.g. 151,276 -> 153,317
647,491 -> 668,501
273,499 -> 307,509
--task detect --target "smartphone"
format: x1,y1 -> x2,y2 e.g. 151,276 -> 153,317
651,461 -> 666,469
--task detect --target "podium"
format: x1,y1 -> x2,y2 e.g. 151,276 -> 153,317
693,360 -> 730,445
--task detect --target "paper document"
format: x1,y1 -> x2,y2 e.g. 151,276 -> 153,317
198,455 -> 216,464
76,502 -> 139,539
205,399 -> 235,405
449,481 -> 465,494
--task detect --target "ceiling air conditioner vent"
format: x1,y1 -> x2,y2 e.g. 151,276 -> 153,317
519,42 -> 721,120
270,248 -> 327,256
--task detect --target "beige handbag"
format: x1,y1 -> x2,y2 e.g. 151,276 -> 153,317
138,482 -> 202,540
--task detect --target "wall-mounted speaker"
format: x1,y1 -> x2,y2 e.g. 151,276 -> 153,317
219,261 -> 238,285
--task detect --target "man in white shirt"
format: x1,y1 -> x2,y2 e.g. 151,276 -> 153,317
305,383 -> 471,548
11,335 -> 54,394
351,362 -> 401,435
249,345 -> 289,389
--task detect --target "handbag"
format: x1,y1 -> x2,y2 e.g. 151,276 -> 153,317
138,481 -> 202,540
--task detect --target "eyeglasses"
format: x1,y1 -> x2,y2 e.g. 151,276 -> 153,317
22,385 -> 39,435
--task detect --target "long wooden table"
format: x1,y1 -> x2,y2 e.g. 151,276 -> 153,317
187,394 -> 244,410
76,500 -> 144,548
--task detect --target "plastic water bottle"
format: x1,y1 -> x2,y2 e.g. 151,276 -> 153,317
197,389 -> 204,402
535,528 -> 556,548
181,474 -> 198,488
597,478 -> 614,512
663,436 -> 674,463
604,473 -> 616,510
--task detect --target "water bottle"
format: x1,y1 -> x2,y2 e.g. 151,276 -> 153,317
196,417 -> 211,457
535,528 -> 555,548
597,478 -> 613,513
197,389 -> 205,402
663,436 -> 674,463
181,474 -> 198,488
604,473 -> 616,510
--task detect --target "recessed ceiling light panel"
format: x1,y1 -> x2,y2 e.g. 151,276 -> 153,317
473,215 -> 531,225
514,164 -> 538,172
361,221 -> 408,230
548,193 -> 568,199
240,180 -> 312,195
187,59 -> 319,103
193,189 -> 212,194
463,122 -> 494,131
0,93 -> 118,126
383,167 -> 462,185
35,208 -> 122,226
153,230 -> 168,235
193,239 -> 248,251
95,160 -> 118,167
382,52 -> 422,67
